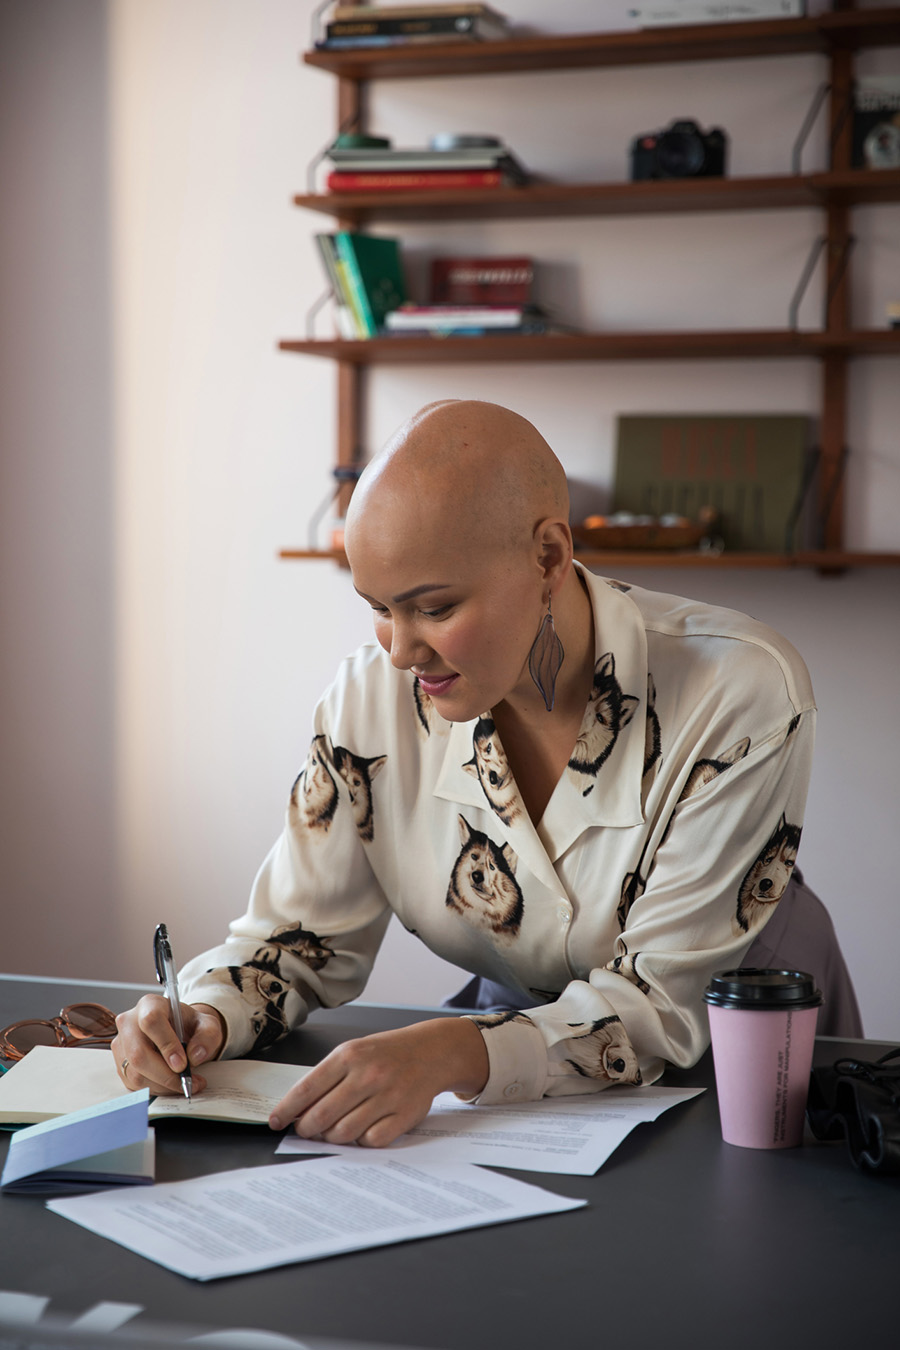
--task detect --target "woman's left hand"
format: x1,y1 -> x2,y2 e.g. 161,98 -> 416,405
268,1017 -> 489,1147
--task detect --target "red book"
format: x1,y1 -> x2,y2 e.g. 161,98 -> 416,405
430,254 -> 534,305
326,169 -> 505,191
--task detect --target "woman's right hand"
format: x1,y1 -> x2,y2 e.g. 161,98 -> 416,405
111,995 -> 227,1095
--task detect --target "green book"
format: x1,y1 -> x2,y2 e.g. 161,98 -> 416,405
614,414 -> 815,552
334,232 -> 406,336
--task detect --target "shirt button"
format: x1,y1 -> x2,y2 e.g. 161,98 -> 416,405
503,1082 -> 523,1099
557,903 -> 572,925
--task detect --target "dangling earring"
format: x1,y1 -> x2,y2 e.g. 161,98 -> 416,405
529,593 -> 565,712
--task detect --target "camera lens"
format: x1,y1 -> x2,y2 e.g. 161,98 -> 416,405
656,128 -> 705,177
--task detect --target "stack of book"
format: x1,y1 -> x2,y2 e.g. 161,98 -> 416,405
384,253 -> 548,336
315,232 -> 406,337
317,3 -> 510,50
325,137 -> 529,192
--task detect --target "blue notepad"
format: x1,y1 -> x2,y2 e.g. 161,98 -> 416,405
1,1089 -> 154,1194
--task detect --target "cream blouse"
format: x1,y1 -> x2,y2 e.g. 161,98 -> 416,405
180,567 -> 816,1104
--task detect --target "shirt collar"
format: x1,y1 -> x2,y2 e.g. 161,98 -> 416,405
433,566 -> 649,868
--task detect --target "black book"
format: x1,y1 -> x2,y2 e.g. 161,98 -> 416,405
851,76 -> 900,169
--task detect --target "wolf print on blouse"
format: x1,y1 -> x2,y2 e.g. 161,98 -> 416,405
605,941 -> 650,995
564,1016 -> 643,1085
290,734 -> 339,835
568,652 -> 640,797
735,814 -> 801,934
678,736 -> 750,803
446,814 -> 524,938
250,921 -> 334,975
643,673 -> 662,788
463,717 -> 522,826
617,860 -> 649,931
205,919 -> 334,1052
333,746 -> 386,843
464,1011 -> 643,1084
204,963 -> 290,1052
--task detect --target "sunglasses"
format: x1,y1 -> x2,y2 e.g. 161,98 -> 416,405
0,1002 -> 117,1063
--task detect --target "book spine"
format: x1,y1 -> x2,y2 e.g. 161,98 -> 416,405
334,234 -> 377,337
386,307 -> 525,328
326,169 -> 504,191
331,4 -> 502,19
326,154 -> 527,183
326,15 -> 503,37
635,0 -> 803,25
314,234 -> 364,338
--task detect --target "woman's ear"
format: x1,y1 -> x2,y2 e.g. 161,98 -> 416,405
533,517 -> 574,587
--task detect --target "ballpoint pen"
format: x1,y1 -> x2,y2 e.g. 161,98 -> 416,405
153,923 -> 193,1102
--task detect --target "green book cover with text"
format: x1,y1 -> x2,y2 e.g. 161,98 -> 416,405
334,232 -> 406,335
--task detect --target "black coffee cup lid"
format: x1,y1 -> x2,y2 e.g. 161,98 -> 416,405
703,968 -> 823,1010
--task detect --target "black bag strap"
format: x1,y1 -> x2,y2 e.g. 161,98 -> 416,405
808,1048 -> 900,1174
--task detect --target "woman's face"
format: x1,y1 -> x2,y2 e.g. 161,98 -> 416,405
349,524 -> 544,723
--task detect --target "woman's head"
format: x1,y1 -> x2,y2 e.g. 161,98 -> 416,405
344,401 -> 578,722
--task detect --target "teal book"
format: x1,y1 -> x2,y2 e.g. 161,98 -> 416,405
334,232 -> 406,336
614,414 -> 815,552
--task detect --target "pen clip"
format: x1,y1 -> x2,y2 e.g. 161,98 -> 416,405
154,923 -> 171,987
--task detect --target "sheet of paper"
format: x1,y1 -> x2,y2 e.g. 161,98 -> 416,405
148,1060 -> 312,1125
46,1155 -> 585,1280
276,1085 -> 704,1175
1,1089 -> 153,1192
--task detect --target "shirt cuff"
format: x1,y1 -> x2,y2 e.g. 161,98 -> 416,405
461,1012 -> 549,1105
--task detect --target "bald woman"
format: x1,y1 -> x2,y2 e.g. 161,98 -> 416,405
112,401 -> 816,1146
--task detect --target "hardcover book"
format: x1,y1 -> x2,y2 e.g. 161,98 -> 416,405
613,414 -> 815,552
330,3 -> 508,19
385,303 -> 544,331
326,145 -> 529,184
851,76 -> 900,169
326,169 -> 505,190
332,233 -> 407,335
633,0 -> 803,25
430,255 -> 534,305
325,13 -> 509,41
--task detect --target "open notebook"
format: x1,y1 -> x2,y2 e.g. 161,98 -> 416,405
0,1045 -> 311,1126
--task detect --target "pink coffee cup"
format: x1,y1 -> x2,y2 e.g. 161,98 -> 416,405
704,968 -> 823,1149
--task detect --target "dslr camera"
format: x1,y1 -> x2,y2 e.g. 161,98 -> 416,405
630,119 -> 728,180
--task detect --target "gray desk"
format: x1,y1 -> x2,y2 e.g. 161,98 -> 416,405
1,975 -> 897,1350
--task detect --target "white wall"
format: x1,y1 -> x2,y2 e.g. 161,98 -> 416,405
1,1 -> 898,1037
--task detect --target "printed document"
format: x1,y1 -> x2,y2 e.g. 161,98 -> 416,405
276,1086 -> 704,1175
47,1155 -> 585,1280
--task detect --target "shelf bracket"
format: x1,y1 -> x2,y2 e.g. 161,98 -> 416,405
823,232 -> 856,328
306,96 -> 366,194
783,445 -> 822,554
306,465 -> 364,552
791,81 -> 830,176
815,444 -> 849,551
788,235 -> 826,330
305,286 -> 334,340
308,0 -> 333,49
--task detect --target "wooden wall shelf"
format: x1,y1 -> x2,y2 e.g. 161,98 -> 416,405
280,329 -> 900,365
280,547 -> 900,570
284,6 -> 900,572
294,169 -> 900,226
297,169 -> 900,224
304,9 -> 900,81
